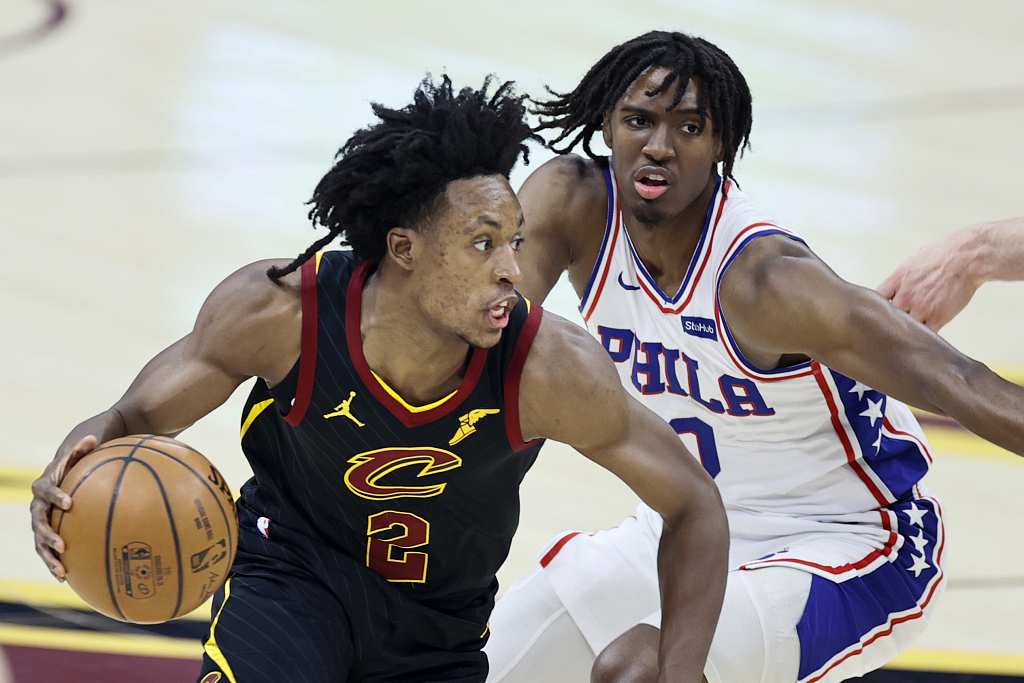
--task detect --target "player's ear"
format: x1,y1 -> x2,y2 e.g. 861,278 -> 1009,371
386,227 -> 416,271
602,111 -> 613,149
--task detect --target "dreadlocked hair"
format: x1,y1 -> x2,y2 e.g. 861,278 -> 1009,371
267,74 -> 541,280
532,31 -> 752,181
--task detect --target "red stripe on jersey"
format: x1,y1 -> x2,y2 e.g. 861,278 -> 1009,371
812,362 -> 890,506
283,257 -> 319,426
883,416 -> 934,463
539,531 -> 584,567
504,302 -> 544,451
346,261 -> 486,428
583,209 -> 621,323
742,509 -> 898,575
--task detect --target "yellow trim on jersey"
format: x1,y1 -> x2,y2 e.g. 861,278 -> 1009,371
315,251 -> 324,273
524,297 -> 531,314
370,371 -> 457,413
0,622 -> 202,658
240,399 -> 275,440
204,578 -> 239,683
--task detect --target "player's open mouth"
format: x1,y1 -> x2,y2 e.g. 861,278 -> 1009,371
634,170 -> 671,200
487,297 -> 515,329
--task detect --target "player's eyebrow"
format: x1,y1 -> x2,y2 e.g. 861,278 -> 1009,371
621,104 -> 702,117
476,215 -> 525,229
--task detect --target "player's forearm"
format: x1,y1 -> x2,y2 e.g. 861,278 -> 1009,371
927,359 -> 1024,457
964,218 -> 1024,284
655,487 -> 729,683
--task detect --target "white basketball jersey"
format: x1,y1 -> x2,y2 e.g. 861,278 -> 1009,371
581,166 -> 935,581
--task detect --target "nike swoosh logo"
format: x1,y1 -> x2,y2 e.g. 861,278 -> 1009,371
617,272 -> 641,291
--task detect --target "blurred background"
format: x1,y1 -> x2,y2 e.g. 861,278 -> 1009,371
2,1 -> 1023,681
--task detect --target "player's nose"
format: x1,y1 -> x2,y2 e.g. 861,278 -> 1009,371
642,123 -> 675,162
494,244 -> 522,285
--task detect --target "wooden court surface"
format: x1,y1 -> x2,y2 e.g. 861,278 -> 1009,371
2,0 -> 1023,680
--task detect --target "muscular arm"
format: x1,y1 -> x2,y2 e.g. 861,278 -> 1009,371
515,155 -> 609,302
31,260 -> 302,579
520,314 -> 728,683
721,234 -> 1024,454
877,217 -> 1024,331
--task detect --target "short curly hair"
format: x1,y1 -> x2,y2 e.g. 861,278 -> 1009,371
268,75 -> 540,278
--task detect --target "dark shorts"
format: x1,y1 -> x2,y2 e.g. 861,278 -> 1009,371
198,503 -> 493,683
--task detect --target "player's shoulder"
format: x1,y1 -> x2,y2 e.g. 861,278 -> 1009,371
523,311 -> 618,392
193,259 -> 304,381
518,308 -> 628,443
521,154 -> 608,221
207,259 -> 303,316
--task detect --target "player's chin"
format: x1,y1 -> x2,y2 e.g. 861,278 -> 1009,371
460,326 -> 503,350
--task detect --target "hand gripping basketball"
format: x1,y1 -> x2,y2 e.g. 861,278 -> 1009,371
47,435 -> 238,623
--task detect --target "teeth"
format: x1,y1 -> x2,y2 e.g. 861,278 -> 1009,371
648,174 -> 665,181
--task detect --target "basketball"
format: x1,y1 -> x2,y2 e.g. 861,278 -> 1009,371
50,435 -> 238,624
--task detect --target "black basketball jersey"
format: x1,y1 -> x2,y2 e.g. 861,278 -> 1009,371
237,250 -> 544,606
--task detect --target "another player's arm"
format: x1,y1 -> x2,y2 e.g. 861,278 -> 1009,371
721,234 -> 1024,454
515,155 -> 608,302
519,314 -> 728,683
31,260 -> 302,580
877,217 -> 1024,331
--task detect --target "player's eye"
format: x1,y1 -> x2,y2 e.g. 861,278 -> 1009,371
628,116 -> 648,127
473,238 -> 491,252
682,123 -> 700,134
511,236 -> 524,251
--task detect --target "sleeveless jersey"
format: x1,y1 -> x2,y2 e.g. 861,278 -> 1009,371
581,165 -> 937,582
237,250 -> 544,605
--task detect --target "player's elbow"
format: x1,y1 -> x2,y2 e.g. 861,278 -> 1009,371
659,472 -> 728,549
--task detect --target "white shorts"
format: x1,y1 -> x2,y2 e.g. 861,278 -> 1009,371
486,498 -> 945,683
486,557 -> 810,683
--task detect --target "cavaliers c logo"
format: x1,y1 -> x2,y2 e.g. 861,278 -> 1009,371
344,447 -> 462,500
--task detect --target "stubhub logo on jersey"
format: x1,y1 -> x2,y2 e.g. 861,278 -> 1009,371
680,316 -> 717,341
597,325 -> 775,418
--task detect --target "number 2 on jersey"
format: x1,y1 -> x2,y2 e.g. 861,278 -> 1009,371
669,417 -> 720,478
366,510 -> 430,582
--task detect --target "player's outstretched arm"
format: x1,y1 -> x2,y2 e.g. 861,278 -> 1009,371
519,313 -> 729,683
515,155 -> 608,303
721,234 -> 1024,455
31,260 -> 302,581
877,217 -> 1024,331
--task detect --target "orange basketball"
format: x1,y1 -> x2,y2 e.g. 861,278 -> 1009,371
50,435 -> 238,623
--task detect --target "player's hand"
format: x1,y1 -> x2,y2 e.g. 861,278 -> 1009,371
877,232 -> 980,332
30,435 -> 98,581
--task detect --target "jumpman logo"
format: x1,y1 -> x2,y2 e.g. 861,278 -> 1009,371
324,391 -> 365,427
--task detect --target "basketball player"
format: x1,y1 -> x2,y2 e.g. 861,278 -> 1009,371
29,76 -> 728,683
482,32 -> 1024,683
879,216 -> 1024,331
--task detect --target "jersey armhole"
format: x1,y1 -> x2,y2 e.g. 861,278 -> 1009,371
503,302 -> 544,451
282,256 -> 319,425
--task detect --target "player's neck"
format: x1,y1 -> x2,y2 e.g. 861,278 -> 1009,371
621,174 -> 718,296
358,268 -> 470,406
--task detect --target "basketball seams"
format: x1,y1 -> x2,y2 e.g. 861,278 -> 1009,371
104,443 -> 139,622
122,443 -> 238,571
122,456 -> 185,620
57,435 -> 237,623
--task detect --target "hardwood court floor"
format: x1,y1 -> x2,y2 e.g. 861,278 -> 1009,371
2,0 -> 1023,680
